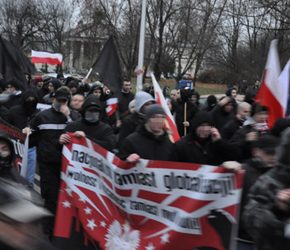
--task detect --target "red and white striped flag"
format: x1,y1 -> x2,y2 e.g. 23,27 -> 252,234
255,40 -> 286,128
31,50 -> 63,65
151,73 -> 180,142
106,97 -> 118,116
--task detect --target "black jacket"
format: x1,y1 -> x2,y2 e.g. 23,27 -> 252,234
118,124 -> 173,161
117,91 -> 134,119
221,116 -> 244,141
117,112 -> 145,148
171,134 -> 240,165
30,107 -> 78,164
211,104 -> 235,131
238,158 -> 271,241
172,99 -> 199,137
243,164 -> 290,250
66,119 -> 116,151
7,89 -> 39,130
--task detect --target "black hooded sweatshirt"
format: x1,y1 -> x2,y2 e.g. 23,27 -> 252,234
65,96 -> 116,151
170,111 -> 240,165
6,89 -> 39,129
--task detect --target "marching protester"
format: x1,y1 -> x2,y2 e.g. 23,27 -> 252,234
7,89 -> 39,187
210,96 -> 236,131
3,81 -> 22,109
221,101 -> 252,140
173,88 -> 200,136
29,86 -> 79,238
243,128 -> 290,250
117,79 -> 134,121
171,110 -> 240,165
117,90 -> 155,147
59,95 -> 116,151
237,135 -> 280,250
202,94 -> 217,112
7,89 -> 39,130
230,103 -> 269,162
69,93 -> 85,113
42,78 -> 61,104
118,104 -> 173,161
0,133 -> 56,250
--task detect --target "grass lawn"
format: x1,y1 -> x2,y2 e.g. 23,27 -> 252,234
142,78 -> 228,96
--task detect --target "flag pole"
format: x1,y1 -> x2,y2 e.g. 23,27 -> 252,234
84,68 -> 93,80
136,0 -> 147,92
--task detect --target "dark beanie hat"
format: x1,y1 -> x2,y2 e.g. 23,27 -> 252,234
207,95 -> 217,108
191,111 -> 213,132
145,104 -> 166,122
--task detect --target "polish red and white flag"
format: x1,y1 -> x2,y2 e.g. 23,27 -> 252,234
106,97 -> 118,116
256,40 -> 288,127
151,73 -> 180,142
31,50 -> 63,65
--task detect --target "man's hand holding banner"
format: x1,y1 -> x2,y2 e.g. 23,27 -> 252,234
54,134 -> 244,250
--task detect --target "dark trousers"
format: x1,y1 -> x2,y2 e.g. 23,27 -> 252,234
38,161 -> 61,237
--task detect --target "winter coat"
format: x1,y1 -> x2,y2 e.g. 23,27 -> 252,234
173,99 -> 199,137
6,89 -> 39,130
170,134 -> 240,165
30,107 -> 79,165
118,124 -> 173,161
66,120 -> 116,151
210,104 -> 235,131
117,112 -> 145,148
117,91 -> 134,119
242,164 -> 290,250
221,116 -> 244,141
243,128 -> 290,250
230,124 -> 269,162
238,158 -> 272,242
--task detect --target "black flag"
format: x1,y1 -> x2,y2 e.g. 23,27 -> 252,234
91,36 -> 122,93
0,37 -> 35,91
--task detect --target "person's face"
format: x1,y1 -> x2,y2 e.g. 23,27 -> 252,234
176,90 -> 181,99
239,106 -> 251,120
190,95 -> 198,104
70,87 -> 77,94
224,102 -> 233,113
231,89 -> 237,98
196,123 -> 212,139
70,95 -> 84,110
253,148 -> 277,168
122,81 -> 131,92
5,85 -> 16,94
170,91 -> 178,101
93,89 -> 102,98
254,112 -> 268,123
48,83 -> 54,93
0,141 -> 10,158
36,81 -> 43,89
147,114 -> 166,134
59,78 -> 65,84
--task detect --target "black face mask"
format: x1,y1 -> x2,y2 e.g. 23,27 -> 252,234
0,155 -> 11,173
24,100 -> 37,114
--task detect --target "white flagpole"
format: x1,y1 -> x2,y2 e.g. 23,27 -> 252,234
136,0 -> 147,92
84,68 -> 93,80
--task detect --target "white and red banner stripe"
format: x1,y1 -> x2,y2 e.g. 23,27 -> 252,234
106,97 -> 118,116
31,50 -> 63,65
54,134 -> 243,250
151,73 -> 180,142
256,40 -> 288,128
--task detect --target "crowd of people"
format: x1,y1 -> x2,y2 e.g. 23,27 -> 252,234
0,73 -> 289,250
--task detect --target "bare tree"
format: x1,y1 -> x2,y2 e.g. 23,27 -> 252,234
0,0 -> 48,50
